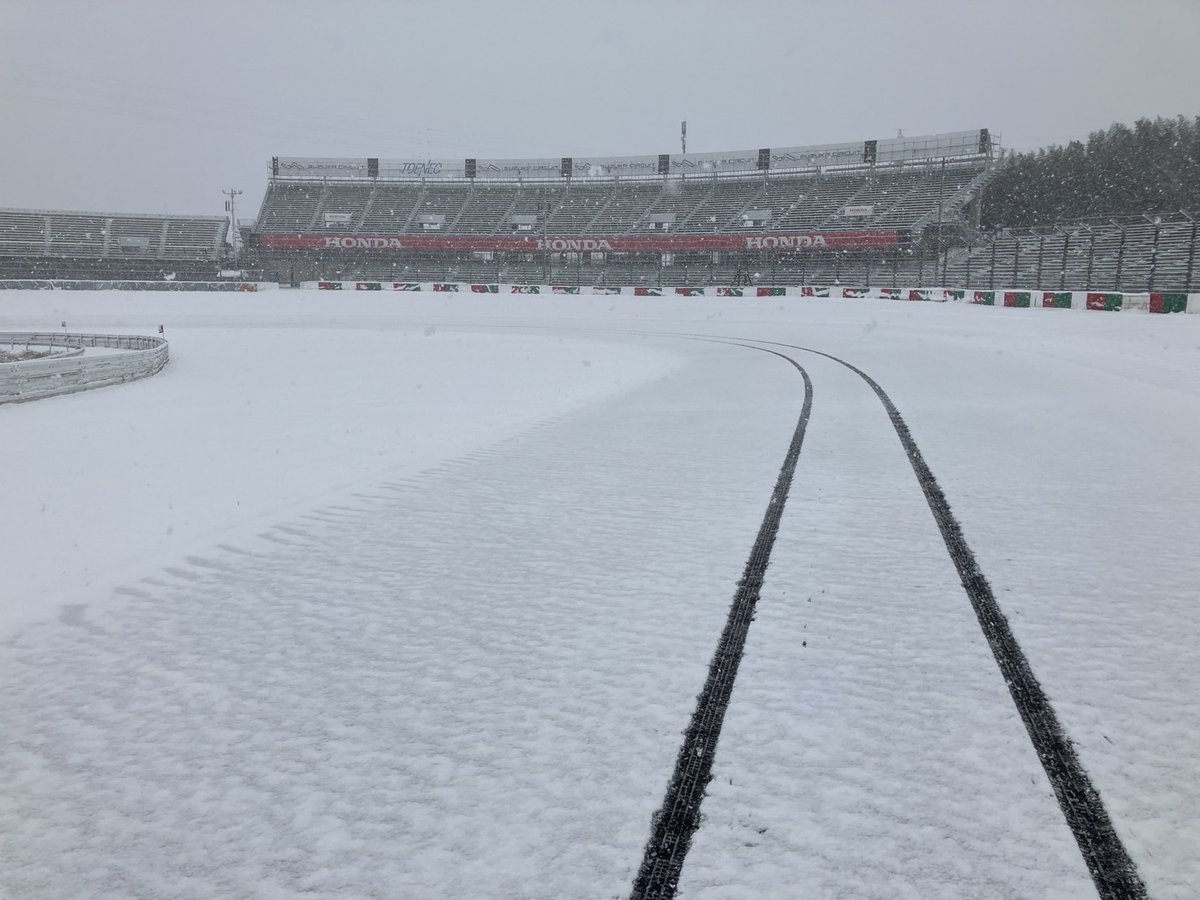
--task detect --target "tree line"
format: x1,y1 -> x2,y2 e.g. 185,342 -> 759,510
980,116 -> 1200,229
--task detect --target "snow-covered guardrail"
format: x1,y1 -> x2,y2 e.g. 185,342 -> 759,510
0,332 -> 169,405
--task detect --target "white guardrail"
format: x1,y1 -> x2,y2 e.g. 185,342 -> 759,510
0,332 -> 169,405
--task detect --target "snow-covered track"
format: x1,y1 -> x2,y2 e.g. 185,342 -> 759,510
0,331 -> 168,404
764,340 -> 1148,900
633,343 -> 814,899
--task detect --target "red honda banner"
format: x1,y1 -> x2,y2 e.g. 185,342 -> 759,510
259,231 -> 899,254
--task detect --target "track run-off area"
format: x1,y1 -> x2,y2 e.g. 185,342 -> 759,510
2,292 -> 1198,898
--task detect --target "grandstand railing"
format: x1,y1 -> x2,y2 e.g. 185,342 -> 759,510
271,130 -> 996,183
267,155 -> 992,189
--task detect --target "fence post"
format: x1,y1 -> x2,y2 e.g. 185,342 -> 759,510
1085,230 -> 1095,289
1186,219 -> 1198,292
1061,231 -> 1070,291
990,240 -> 997,290
1035,234 -> 1045,288
1148,220 -> 1160,292
1114,224 -> 1126,291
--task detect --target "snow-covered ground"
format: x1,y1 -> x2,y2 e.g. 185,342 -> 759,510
2,291 -> 1198,898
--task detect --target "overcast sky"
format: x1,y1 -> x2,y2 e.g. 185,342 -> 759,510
1,0 -> 1197,220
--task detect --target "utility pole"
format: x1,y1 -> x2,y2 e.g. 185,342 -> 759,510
681,120 -> 687,156
222,188 -> 243,257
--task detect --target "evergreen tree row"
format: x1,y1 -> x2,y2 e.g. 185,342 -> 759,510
980,116 -> 1200,228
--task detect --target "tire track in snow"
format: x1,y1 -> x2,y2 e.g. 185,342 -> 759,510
765,341 -> 1148,900
631,343 -> 813,900
382,323 -> 1145,896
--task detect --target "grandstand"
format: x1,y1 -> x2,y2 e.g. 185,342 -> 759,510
251,130 -> 995,286
0,208 -> 229,280
255,160 -> 986,238
943,214 -> 1199,292
5,125 -> 1194,292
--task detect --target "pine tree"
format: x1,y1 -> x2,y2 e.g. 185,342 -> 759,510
980,115 -> 1200,228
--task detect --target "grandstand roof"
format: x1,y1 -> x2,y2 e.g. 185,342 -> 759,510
273,130 -> 995,183
0,206 -> 227,222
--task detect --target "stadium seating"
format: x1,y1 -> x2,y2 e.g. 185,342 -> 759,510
942,216 -> 1198,291
255,157 -> 991,239
0,208 -> 228,261
0,208 -> 230,280
254,183 -> 323,232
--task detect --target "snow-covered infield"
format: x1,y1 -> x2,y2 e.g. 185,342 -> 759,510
1,290 -> 1197,897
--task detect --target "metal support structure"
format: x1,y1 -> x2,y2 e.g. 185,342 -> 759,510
1146,217 -> 1161,292
936,157 -> 946,244
540,201 -> 551,284
1114,223 -> 1126,291
1035,234 -> 1045,288
1186,218 -> 1198,291
1060,230 -> 1070,291
1085,229 -> 1095,290
222,189 -> 242,256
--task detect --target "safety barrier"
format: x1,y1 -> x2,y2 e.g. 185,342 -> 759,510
299,281 -> 1200,313
0,332 -> 169,404
0,280 -> 263,291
